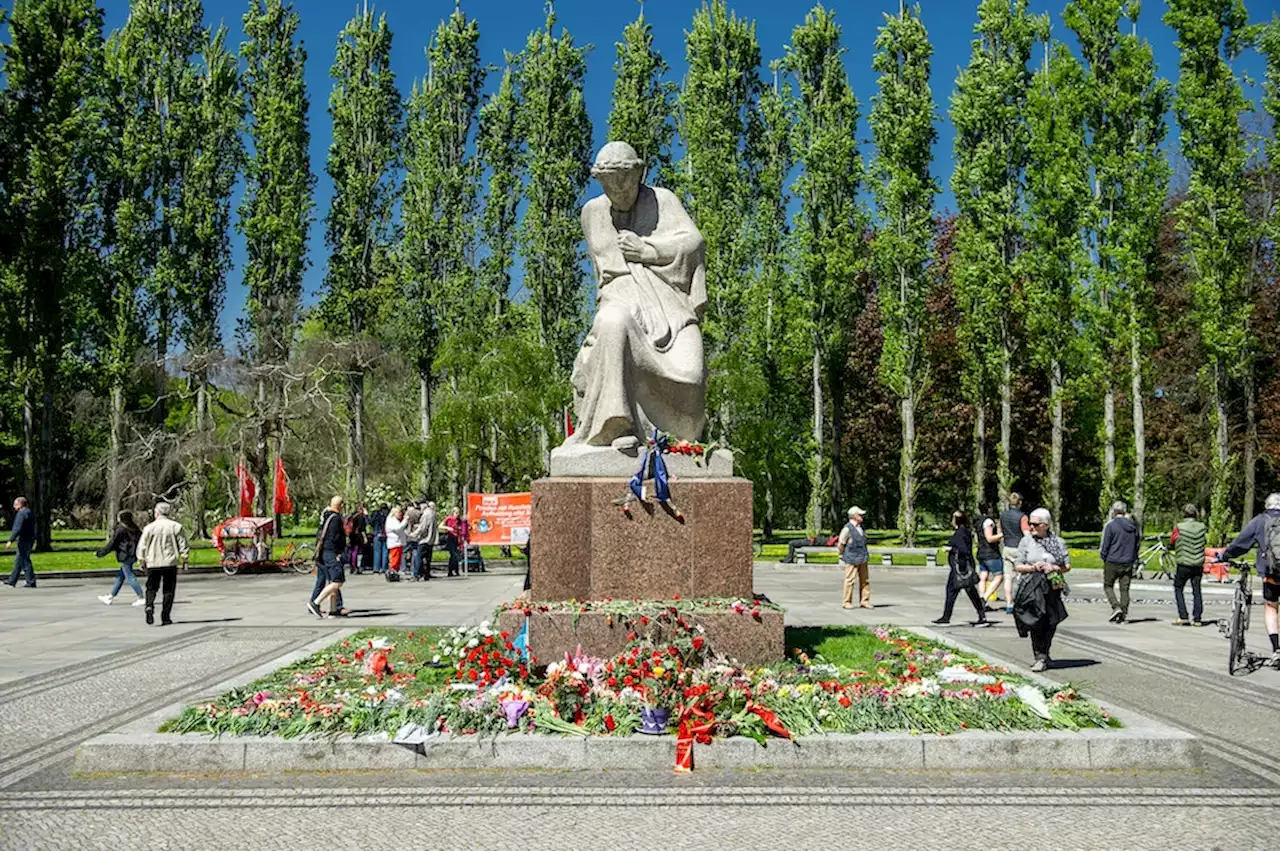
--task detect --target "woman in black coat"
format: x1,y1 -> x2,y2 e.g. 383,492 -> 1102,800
933,510 -> 990,626
97,510 -> 144,606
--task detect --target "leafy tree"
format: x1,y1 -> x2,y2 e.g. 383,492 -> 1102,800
319,6 -> 402,501
949,0 -> 1048,513
870,2 -> 938,545
476,63 -> 521,315
784,4 -> 863,534
1165,0 -> 1251,541
1024,44 -> 1090,527
0,0 -> 106,549
401,6 -> 483,493
1066,0 -> 1169,527
238,0 -> 315,514
515,5 -> 594,393
606,3 -> 677,184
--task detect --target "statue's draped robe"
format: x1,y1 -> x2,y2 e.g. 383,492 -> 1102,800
566,184 -> 707,447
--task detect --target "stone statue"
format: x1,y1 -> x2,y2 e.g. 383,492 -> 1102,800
553,141 -> 708,470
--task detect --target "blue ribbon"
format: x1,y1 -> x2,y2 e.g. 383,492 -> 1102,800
629,428 -> 671,503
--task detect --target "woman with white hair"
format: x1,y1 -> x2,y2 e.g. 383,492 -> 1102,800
1013,508 -> 1072,671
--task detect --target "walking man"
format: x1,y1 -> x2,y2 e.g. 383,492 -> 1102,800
414,501 -> 437,580
309,496 -> 347,618
1099,500 -> 1140,624
839,506 -> 871,609
5,496 -> 36,588
999,493 -> 1031,614
1170,504 -> 1206,626
1217,493 -> 1280,667
136,503 -> 189,626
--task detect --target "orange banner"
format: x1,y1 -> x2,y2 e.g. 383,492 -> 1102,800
466,492 -> 532,545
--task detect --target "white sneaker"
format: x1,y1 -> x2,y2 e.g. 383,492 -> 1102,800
1269,649 -> 1280,669
131,597 -> 146,607
98,595 -> 113,606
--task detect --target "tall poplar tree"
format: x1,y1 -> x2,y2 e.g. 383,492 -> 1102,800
477,62 -> 521,314
1165,0 -> 1251,541
319,5 -> 402,501
401,6 -> 483,491
1024,43 -> 1090,527
785,5 -> 862,534
1066,0 -> 1169,525
238,0 -> 314,514
515,5 -> 593,390
870,2 -> 937,545
0,0 -> 106,550
607,3 -> 676,184
949,0 -> 1047,512
176,25 -> 242,536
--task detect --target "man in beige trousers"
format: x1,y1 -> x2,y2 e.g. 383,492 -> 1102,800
839,506 -> 871,609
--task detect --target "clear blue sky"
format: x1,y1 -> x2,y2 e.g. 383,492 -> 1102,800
95,0 -> 1277,344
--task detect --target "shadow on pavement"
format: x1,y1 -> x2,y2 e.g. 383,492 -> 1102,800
341,609 -> 402,619
170,617 -> 244,625
1123,617 -> 1159,625
1048,658 -> 1099,670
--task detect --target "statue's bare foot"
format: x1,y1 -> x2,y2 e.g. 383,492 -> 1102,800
611,434 -> 641,453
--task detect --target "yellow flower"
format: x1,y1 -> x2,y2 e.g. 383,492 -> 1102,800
653,666 -> 665,677
797,683 -> 814,695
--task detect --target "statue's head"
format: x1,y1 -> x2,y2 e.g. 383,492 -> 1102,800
591,141 -> 645,211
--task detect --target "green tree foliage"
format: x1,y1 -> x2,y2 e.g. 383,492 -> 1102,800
1165,0 -> 1251,542
515,6 -> 594,390
401,6 -> 484,493
785,4 -> 864,534
1066,0 -> 1169,526
319,6 -> 402,501
1024,44 -> 1090,528
476,63 -> 521,313
0,0 -> 106,549
949,0 -> 1048,513
606,5 -> 677,184
238,0 -> 315,511
870,3 -> 937,545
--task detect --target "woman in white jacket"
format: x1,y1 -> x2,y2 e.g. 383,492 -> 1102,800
384,506 -> 408,579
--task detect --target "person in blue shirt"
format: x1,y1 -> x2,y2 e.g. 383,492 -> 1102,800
5,496 -> 36,588
1218,493 -> 1280,667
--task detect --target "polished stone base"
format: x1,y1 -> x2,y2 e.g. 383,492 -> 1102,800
496,607 -> 785,667
529,476 -> 753,601
548,443 -> 735,478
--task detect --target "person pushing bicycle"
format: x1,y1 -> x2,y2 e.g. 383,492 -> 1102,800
1217,493 -> 1280,668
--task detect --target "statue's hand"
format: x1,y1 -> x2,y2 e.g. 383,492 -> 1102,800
617,231 -> 657,264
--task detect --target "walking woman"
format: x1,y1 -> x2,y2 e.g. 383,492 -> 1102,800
933,510 -> 989,627
1013,508 -> 1071,671
96,511 -> 144,607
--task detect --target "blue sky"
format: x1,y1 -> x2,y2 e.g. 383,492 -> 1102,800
94,0 -> 1278,343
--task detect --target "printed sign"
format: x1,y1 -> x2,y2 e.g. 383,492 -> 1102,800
466,492 -> 532,545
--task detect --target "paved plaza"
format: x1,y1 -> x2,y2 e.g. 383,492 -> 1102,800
1,562 -> 1277,849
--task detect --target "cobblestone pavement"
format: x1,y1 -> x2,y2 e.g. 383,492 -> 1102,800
2,563 -> 1278,849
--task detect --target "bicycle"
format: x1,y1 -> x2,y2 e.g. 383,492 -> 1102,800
1136,534 -> 1176,580
1219,560 -> 1257,675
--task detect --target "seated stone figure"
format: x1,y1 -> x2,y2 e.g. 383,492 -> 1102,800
556,141 -> 707,460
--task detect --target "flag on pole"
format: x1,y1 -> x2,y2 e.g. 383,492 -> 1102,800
236,463 -> 256,516
564,405 -> 574,438
272,456 -> 293,516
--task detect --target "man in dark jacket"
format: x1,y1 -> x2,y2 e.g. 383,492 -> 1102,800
308,496 -> 347,618
1218,493 -> 1280,666
1099,500 -> 1140,623
5,496 -> 36,588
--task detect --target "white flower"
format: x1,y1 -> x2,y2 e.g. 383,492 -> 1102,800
432,654 -> 441,664
467,638 -> 479,649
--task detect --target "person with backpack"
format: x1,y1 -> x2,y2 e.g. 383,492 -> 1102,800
1170,504 -> 1207,626
1217,493 -> 1280,667
308,496 -> 347,618
1099,500 -> 1141,624
933,510 -> 990,627
976,502 -> 1005,610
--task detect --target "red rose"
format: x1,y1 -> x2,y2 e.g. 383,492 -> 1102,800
604,715 -> 617,732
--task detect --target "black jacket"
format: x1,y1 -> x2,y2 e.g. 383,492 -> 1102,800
317,510 -> 347,556
96,524 -> 141,563
947,526 -> 978,588
1099,516 -> 1139,564
8,507 -> 34,545
1013,571 -> 1068,637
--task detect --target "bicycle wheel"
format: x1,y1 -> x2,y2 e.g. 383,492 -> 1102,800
221,558 -> 240,577
1158,551 -> 1177,580
289,545 -> 315,575
1227,590 -> 1246,675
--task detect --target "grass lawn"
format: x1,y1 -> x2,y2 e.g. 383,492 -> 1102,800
785,625 -> 884,669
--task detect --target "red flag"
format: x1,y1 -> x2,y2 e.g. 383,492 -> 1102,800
564,406 -> 574,438
273,456 -> 293,516
236,463 -> 256,516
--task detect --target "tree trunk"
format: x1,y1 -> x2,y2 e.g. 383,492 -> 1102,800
809,341 -> 824,536
419,374 -> 431,494
1241,364 -> 1256,526
37,383 -> 54,552
899,387 -> 917,546
1048,359 -> 1063,532
1102,379 -> 1116,521
154,311 -> 169,427
105,383 -> 125,535
192,376 -> 209,539
1130,331 -> 1147,532
829,364 -> 845,529
348,368 -> 366,503
998,343 -> 1013,506
255,378 -> 270,517
972,402 -> 986,515
1209,358 -> 1231,544
22,379 -> 35,508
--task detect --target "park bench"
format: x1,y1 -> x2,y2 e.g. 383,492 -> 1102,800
794,545 -> 939,568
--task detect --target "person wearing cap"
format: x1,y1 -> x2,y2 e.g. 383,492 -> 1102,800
838,506 -> 871,609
